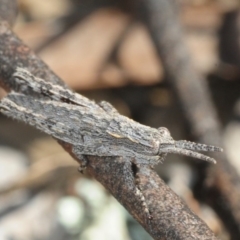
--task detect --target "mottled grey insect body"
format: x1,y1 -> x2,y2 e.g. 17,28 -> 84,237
0,93 -> 165,165
0,68 -> 223,169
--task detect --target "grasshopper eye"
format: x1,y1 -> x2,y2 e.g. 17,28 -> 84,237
158,127 -> 171,138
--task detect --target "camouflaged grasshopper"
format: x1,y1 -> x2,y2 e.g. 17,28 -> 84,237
0,68 -> 222,172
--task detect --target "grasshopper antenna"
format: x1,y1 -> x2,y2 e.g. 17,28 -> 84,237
159,141 -> 223,164
175,140 -> 223,152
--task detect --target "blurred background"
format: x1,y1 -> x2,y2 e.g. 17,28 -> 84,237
1,0 -> 240,239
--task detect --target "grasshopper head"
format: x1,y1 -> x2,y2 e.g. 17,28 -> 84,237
157,127 -> 223,164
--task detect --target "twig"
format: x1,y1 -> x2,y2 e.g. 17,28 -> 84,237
87,157 -> 220,240
136,0 -> 240,238
0,23 -> 67,92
